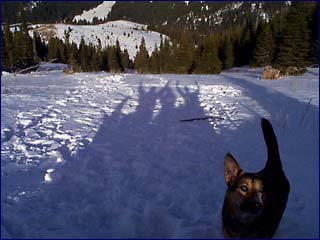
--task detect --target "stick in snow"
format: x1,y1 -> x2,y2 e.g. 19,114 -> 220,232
179,116 -> 224,122
18,65 -> 40,74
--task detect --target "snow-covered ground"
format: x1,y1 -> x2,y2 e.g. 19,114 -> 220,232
30,20 -> 166,59
1,67 -> 318,238
73,1 -> 116,23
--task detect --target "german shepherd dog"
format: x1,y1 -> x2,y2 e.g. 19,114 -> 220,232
222,118 -> 290,238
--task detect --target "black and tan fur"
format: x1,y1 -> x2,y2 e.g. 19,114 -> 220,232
222,118 -> 290,238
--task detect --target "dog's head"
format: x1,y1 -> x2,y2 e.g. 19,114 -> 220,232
224,153 -> 266,219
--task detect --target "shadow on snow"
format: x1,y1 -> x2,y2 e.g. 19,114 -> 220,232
2,73 -> 318,238
24,82 -> 225,238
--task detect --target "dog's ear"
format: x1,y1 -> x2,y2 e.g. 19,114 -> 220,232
224,153 -> 241,187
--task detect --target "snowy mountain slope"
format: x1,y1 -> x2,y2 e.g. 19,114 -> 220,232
3,1 -> 292,30
105,1 -> 293,33
30,20 -> 167,59
1,67 -> 319,238
73,1 -> 116,23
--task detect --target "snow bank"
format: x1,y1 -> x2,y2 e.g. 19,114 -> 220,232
1,71 -> 12,76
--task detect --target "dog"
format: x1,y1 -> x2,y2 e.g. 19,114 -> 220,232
222,118 -> 290,238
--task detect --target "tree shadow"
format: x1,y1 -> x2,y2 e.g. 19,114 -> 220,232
4,81 -> 226,239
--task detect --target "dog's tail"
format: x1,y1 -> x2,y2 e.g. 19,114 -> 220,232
261,118 -> 283,172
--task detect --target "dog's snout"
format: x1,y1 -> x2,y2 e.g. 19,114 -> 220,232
240,201 -> 263,214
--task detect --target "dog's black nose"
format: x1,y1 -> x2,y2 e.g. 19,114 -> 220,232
240,201 -> 263,214
250,202 -> 262,214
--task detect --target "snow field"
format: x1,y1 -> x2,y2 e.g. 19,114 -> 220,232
30,20 -> 166,60
1,67 -> 318,238
73,1 -> 116,23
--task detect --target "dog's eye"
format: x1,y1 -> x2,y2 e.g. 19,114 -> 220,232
240,185 -> 248,192
259,189 -> 264,193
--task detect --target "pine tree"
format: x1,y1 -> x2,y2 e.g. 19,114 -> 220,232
275,2 -> 311,67
101,49 -> 109,72
2,28 -> 10,71
86,43 -> 95,71
121,49 -> 130,71
235,17 -> 255,66
174,31 -> 194,73
134,37 -> 150,73
168,39 -> 178,73
194,36 -> 222,74
220,35 -> 234,69
7,4 -> 36,71
150,45 -> 161,73
107,46 -> 121,73
79,37 -> 89,71
308,3 -> 318,65
159,37 -> 172,73
34,32 -> 47,61
233,33 -> 242,67
63,29 -> 71,63
48,37 -> 65,63
91,38 -> 103,71
115,39 -> 124,72
252,23 -> 275,67
69,42 -> 80,71
18,4 -> 36,69
1,23 -> 14,71
12,30 -> 22,70
48,37 -> 59,61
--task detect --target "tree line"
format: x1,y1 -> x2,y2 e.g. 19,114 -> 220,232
1,23 -> 131,73
46,32 -> 131,73
2,9 -> 37,72
1,2 -> 318,74
135,2 -> 318,74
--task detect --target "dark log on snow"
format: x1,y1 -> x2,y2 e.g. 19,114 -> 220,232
179,116 -> 224,122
